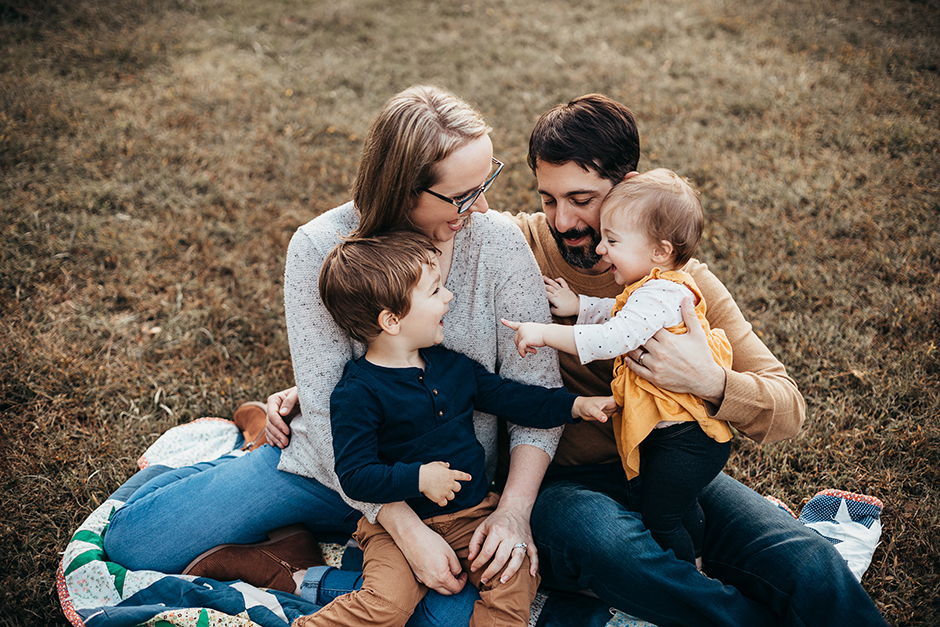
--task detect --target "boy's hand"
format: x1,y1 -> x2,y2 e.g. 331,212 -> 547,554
572,396 -> 617,422
544,276 -> 579,317
420,461 -> 472,507
500,319 -> 548,358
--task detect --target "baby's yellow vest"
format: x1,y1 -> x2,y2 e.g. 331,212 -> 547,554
610,268 -> 734,480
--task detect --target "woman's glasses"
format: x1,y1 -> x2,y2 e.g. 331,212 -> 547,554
420,158 -> 503,214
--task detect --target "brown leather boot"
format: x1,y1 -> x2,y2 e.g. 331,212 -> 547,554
233,401 -> 268,451
182,525 -> 325,593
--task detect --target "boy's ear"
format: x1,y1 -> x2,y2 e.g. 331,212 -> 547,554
378,309 -> 401,335
652,240 -> 674,263
620,170 -> 641,183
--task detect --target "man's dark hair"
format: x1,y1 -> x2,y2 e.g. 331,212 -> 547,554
527,94 -> 640,184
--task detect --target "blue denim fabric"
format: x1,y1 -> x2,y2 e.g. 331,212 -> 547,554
302,566 -> 480,627
531,464 -> 889,627
698,472 -> 889,627
104,445 -> 361,573
102,445 -> 477,627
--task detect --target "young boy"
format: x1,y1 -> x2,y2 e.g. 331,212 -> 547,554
295,231 -> 614,627
502,168 -> 733,567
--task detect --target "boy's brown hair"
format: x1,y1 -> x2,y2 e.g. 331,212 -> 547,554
601,168 -> 703,267
319,231 -> 440,343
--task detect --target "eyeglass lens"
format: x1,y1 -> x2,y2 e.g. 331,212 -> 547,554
457,160 -> 501,214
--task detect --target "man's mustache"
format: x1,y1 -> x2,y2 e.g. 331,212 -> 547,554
555,226 -> 596,241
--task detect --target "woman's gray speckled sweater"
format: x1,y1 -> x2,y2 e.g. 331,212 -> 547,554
278,202 -> 563,522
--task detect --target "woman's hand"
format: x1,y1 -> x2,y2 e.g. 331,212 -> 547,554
467,496 -> 537,585
377,502 -> 467,595
263,386 -> 301,448
543,276 -> 579,317
626,297 -> 727,406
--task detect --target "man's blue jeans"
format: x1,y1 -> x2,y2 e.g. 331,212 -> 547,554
102,445 -> 477,627
531,463 -> 889,627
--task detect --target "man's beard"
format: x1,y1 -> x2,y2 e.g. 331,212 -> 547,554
549,225 -> 602,270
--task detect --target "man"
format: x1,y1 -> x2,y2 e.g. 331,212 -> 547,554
264,94 -> 889,626
507,93 -> 888,627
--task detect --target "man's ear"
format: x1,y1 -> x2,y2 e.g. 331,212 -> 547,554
652,240 -> 674,264
378,310 -> 401,335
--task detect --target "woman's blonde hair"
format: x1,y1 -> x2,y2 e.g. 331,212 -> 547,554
351,85 -> 491,238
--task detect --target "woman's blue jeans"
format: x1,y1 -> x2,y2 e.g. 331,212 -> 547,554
531,463 -> 889,627
102,445 -> 478,627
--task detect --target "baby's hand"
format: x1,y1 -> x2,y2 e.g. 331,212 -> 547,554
544,277 -> 579,317
571,396 -> 617,422
500,319 -> 548,358
419,461 -> 472,507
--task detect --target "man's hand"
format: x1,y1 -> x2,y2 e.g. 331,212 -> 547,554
572,396 -> 616,422
264,386 -> 300,448
626,297 -> 727,406
419,461 -> 472,507
544,276 -> 579,317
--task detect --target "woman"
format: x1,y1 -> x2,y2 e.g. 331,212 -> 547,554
102,85 -> 563,625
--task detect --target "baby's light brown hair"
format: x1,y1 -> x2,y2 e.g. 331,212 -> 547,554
319,231 -> 440,343
601,168 -> 704,267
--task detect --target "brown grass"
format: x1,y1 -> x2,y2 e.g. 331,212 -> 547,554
1,0 -> 938,624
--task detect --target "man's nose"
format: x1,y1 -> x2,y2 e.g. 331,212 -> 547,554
554,202 -> 580,233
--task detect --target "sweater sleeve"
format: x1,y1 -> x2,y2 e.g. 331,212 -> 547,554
685,259 -> 806,443
278,206 -> 386,522
487,216 -> 565,457
331,375 -> 423,504
468,357 -> 577,429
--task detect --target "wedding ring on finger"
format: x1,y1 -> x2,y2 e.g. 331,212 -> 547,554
638,351 -> 647,367
512,542 -> 527,552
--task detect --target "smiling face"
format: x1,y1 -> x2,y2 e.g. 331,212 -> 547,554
408,135 -> 494,244
397,260 -> 454,349
534,160 -> 615,272
595,206 -> 664,286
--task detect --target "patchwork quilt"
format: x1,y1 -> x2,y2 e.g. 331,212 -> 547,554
57,418 -> 882,627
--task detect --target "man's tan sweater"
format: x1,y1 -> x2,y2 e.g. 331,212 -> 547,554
509,211 -> 805,468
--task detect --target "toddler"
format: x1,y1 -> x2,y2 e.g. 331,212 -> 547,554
502,168 -> 733,566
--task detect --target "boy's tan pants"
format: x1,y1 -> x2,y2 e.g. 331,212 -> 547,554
292,492 -> 539,627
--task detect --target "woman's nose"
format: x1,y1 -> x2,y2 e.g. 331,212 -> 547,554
469,193 -> 489,214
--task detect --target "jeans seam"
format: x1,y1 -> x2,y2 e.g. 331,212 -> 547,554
299,565 -> 335,605
704,558 -> 807,627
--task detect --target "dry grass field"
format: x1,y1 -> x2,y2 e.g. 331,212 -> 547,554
1,0 -> 938,624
